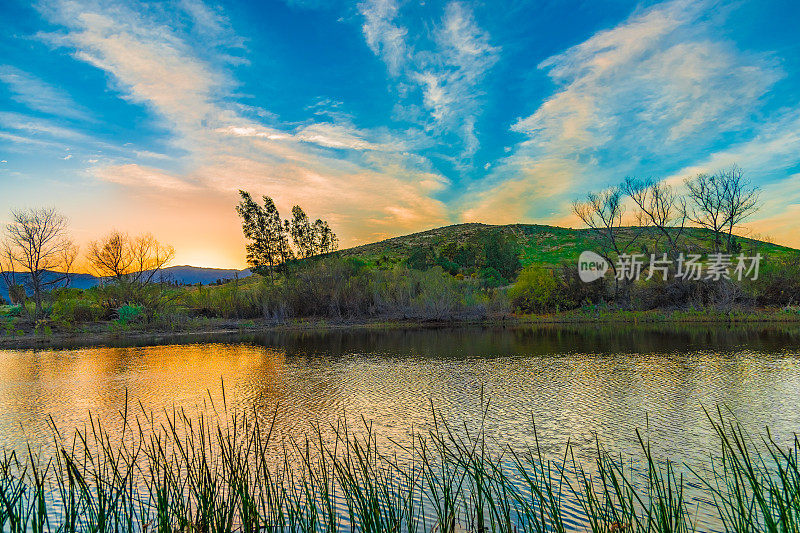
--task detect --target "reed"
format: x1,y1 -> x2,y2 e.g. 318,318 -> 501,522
0,401 -> 797,533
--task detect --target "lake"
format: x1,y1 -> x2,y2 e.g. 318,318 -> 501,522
1,324 -> 799,530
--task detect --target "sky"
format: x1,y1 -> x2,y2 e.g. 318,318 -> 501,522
1,0 -> 799,269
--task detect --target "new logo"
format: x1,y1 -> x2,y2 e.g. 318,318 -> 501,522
578,251 -> 609,283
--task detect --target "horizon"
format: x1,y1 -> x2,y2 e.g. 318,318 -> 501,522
2,0 -> 800,269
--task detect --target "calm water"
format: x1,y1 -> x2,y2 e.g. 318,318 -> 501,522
1,324 -> 800,529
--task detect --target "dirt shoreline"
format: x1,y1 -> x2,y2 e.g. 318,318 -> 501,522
3,308 -> 800,349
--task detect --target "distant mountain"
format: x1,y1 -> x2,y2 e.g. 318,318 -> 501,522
159,265 -> 251,285
0,266 -> 251,302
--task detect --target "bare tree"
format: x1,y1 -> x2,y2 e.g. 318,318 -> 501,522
128,234 -> 175,285
622,177 -> 686,258
0,241 -> 18,300
684,166 -> 760,253
573,186 -> 642,296
573,187 -> 634,260
684,172 -> 729,253
87,231 -> 132,282
88,231 -> 175,288
2,208 -> 77,317
718,165 -> 760,253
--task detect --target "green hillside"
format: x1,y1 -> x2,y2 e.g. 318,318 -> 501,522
339,223 -> 799,268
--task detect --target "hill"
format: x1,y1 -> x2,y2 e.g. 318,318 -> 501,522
339,223 -> 799,267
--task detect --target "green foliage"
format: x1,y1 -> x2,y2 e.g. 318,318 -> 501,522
479,267 -> 508,288
0,304 -> 22,317
748,257 -> 800,306
480,229 -> 521,279
509,265 -> 557,312
236,191 -> 294,279
116,304 -> 144,324
238,192 -> 338,280
185,258 -> 488,321
435,256 -> 460,275
406,247 -> 435,270
418,230 -> 520,283
51,291 -> 103,326
2,316 -> 19,336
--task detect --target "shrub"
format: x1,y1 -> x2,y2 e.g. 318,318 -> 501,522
435,256 -> 460,276
407,247 -> 435,270
553,263 -> 607,309
8,284 -> 26,305
749,258 -> 800,306
0,304 -> 22,317
480,230 -> 520,280
509,265 -> 557,312
116,304 -> 144,324
412,267 -> 465,320
50,288 -> 103,325
51,298 -> 103,325
479,267 -> 508,288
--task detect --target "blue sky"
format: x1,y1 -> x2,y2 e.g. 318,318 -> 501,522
1,0 -> 799,268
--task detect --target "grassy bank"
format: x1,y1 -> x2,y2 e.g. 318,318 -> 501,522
3,222 -> 800,342
1,403 -> 798,532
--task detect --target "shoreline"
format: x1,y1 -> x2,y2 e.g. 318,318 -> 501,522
3,307 -> 800,349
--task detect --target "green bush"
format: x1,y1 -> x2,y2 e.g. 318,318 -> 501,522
509,265 -> 557,312
116,304 -> 144,324
749,257 -> 800,306
50,288 -> 104,325
51,298 -> 103,325
479,267 -> 508,288
480,230 -> 520,280
435,256 -> 460,275
0,304 -> 22,317
407,247 -> 435,270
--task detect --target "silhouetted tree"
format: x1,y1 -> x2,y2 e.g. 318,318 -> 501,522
684,166 -> 760,253
1,207 -> 77,317
684,172 -> 729,252
719,165 -> 760,253
236,191 -> 293,280
290,206 -> 315,259
622,176 -> 686,258
313,219 -> 338,255
88,231 -> 174,289
573,186 -> 641,297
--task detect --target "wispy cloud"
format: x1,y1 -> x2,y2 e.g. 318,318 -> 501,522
95,163 -> 200,191
462,0 -> 783,224
658,107 -> 800,244
0,112 -> 90,141
38,0 -> 450,249
0,65 -> 90,120
6,0 -> 800,262
359,0 -> 499,160
359,0 -> 407,76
